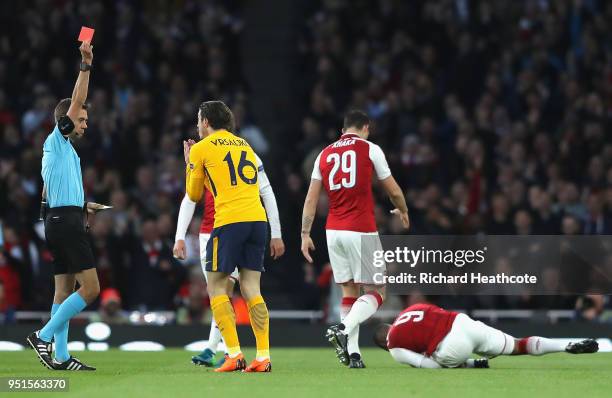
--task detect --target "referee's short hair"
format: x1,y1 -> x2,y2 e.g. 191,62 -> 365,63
343,110 -> 370,130
199,101 -> 235,132
54,98 -> 89,123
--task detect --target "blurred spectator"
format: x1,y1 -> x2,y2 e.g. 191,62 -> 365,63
290,0 -> 612,312
0,228 -> 22,312
486,194 -> 513,234
562,215 -> 582,235
0,0 -> 611,313
176,281 -> 210,325
532,191 -> 561,234
127,220 -> 186,310
90,288 -> 128,324
0,1 -> 246,311
0,280 -> 16,324
584,192 -> 611,235
514,209 -> 533,235
575,295 -> 606,321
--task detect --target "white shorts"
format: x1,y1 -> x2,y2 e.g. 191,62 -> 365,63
199,233 -> 239,281
432,313 -> 514,367
326,229 -> 385,285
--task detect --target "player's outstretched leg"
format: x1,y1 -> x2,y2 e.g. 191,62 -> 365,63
514,337 -> 599,356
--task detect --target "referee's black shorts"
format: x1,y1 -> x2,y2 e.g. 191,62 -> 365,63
44,206 -> 95,275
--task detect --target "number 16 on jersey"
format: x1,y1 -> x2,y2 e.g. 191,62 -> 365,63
222,150 -> 258,187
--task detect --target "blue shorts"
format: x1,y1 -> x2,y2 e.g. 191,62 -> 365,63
205,221 -> 267,274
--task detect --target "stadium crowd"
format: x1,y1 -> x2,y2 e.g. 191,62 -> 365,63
1,0 -> 611,321
287,0 -> 612,315
0,0 -> 247,316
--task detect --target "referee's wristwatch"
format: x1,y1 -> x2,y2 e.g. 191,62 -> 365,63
79,62 -> 92,72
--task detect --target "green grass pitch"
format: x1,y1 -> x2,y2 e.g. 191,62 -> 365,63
1,348 -> 610,398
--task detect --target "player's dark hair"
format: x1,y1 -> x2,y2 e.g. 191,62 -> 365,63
199,100 -> 235,132
373,323 -> 391,351
343,109 -> 369,130
54,98 -> 89,123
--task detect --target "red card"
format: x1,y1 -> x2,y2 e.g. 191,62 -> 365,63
78,26 -> 95,43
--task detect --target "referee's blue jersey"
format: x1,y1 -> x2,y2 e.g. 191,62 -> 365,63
41,125 -> 84,208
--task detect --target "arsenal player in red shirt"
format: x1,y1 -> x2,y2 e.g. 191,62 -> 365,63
301,110 -> 410,368
373,303 -> 599,368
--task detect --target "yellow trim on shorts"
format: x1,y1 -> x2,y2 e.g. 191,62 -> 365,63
212,236 -> 219,272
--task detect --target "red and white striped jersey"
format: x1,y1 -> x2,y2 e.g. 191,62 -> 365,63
311,133 -> 391,233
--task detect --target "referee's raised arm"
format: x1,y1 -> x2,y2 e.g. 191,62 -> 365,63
40,42 -> 93,213
62,41 -> 93,139
28,40 -> 99,371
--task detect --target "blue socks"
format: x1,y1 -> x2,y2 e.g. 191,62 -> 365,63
40,292 -> 86,345
50,303 -> 70,362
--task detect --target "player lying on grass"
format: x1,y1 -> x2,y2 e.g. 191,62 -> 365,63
372,303 -> 599,369
174,138 -> 284,368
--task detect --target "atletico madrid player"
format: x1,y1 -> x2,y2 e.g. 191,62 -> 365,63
174,138 -> 284,368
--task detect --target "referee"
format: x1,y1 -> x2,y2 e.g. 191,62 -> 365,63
26,41 -> 98,371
